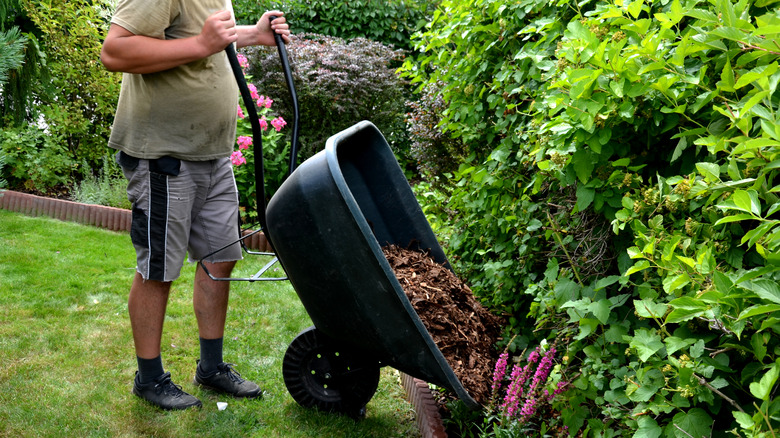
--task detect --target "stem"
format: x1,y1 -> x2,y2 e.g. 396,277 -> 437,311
546,210 -> 584,286
693,373 -> 745,413
673,425 -> 695,438
754,402 -> 777,438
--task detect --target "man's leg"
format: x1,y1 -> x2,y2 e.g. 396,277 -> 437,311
128,272 -> 171,361
129,272 -> 202,410
193,261 -> 262,398
193,260 -> 235,340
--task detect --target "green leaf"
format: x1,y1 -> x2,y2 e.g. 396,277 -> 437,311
589,299 -> 612,324
627,0 -> 644,19
719,58 -> 736,92
734,190 -> 762,216
668,296 -> 708,310
749,279 -> 780,304
571,149 -> 594,184
749,362 -> 780,401
666,308 -> 706,324
594,275 -> 620,291
737,304 -> 780,321
663,272 -> 691,294
634,299 -> 668,318
576,185 -> 596,211
714,213 -> 755,225
696,162 -> 721,182
665,336 -> 695,355
733,411 -> 755,429
672,408 -> 712,438
735,64 -> 779,90
630,328 -> 664,362
626,368 -> 665,402
752,333 -> 767,362
633,417 -> 662,438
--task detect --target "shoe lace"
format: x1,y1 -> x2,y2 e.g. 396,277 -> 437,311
217,363 -> 245,383
154,372 -> 185,396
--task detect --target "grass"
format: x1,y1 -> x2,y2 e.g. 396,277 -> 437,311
0,209 -> 420,437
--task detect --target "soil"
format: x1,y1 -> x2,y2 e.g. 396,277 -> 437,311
382,244 -> 504,405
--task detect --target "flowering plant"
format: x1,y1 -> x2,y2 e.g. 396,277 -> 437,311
232,52 -> 290,223
486,340 -> 571,436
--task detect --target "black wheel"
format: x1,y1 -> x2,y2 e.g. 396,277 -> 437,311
283,326 -> 380,417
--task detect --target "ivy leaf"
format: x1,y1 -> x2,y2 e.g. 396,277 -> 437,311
671,408 -> 712,438
630,328 -> 664,362
634,416 -> 663,438
626,368 -> 664,402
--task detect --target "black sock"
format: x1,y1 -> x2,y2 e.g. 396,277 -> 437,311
137,355 -> 165,384
199,337 -> 224,374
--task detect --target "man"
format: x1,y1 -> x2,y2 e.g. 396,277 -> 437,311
101,0 -> 290,410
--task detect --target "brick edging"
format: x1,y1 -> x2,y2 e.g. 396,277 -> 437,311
0,190 -> 272,252
401,373 -> 448,438
0,189 -> 131,231
0,189 -> 446,436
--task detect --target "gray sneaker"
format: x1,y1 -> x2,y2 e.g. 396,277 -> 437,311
133,372 -> 202,410
194,362 -> 263,398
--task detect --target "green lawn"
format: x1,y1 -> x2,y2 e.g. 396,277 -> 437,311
0,209 -> 419,437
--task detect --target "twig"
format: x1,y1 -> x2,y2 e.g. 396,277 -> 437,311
674,424 -> 695,438
694,373 -> 745,413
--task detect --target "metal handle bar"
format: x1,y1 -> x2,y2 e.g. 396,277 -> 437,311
224,15 -> 301,239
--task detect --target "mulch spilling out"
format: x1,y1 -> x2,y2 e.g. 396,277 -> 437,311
382,244 -> 504,404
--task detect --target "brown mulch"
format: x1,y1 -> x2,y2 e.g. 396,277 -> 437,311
382,244 -> 504,405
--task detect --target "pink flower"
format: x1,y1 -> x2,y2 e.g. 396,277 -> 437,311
257,95 -> 273,109
492,352 -> 509,393
237,53 -> 249,70
230,150 -> 246,166
248,83 -> 260,101
271,116 -> 287,131
237,104 -> 245,119
260,116 -> 268,131
237,136 -> 252,150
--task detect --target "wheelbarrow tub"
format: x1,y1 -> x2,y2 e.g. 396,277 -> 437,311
266,121 -> 479,409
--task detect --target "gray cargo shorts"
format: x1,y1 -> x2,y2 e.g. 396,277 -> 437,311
117,151 -> 243,282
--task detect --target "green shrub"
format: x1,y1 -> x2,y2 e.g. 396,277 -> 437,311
242,34 -> 408,161
1,126 -> 75,192
406,80 -> 466,181
404,0 -> 780,435
70,156 -> 130,209
232,0 -> 432,50
22,0 -> 120,169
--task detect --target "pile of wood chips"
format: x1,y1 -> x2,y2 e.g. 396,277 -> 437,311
382,244 -> 504,404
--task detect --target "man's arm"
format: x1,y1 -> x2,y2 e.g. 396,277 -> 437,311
100,10 -> 237,74
236,11 -> 289,49
101,10 -> 289,74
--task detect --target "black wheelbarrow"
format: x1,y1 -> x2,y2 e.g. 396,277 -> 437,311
218,24 -> 481,417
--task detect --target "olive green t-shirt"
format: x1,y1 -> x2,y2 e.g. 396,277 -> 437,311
108,0 -> 239,161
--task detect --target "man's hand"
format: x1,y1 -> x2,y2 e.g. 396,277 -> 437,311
236,11 -> 290,48
197,10 -> 238,55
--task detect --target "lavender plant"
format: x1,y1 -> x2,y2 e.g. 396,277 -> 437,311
486,343 -> 571,436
